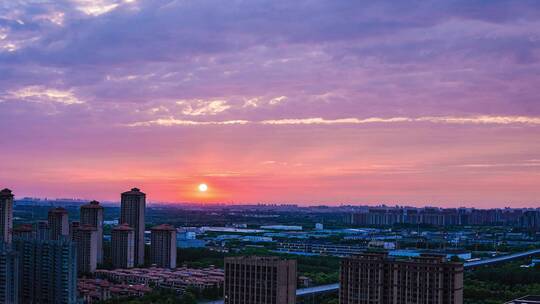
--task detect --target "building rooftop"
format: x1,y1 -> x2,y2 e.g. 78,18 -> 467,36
49,207 -> 68,214
0,188 -> 13,197
78,224 -> 97,231
226,256 -> 291,262
14,224 -> 33,232
113,223 -> 134,231
151,224 -> 175,231
348,251 -> 462,265
81,200 -> 103,209
122,188 -> 145,195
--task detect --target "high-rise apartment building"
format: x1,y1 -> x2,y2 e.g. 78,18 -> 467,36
224,256 -> 297,304
80,200 -> 104,263
111,224 -> 135,269
0,189 -> 14,244
13,224 -> 34,240
36,221 -> 50,241
120,188 -> 146,266
69,221 -> 80,241
150,224 -> 176,268
74,224 -> 98,274
340,252 -> 463,304
13,237 -> 77,304
48,207 -> 69,240
0,243 -> 18,304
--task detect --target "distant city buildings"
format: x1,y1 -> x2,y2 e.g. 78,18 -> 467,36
80,201 -> 104,264
150,224 -> 176,268
520,211 -> 540,231
120,188 -> 146,266
48,207 -> 69,240
351,207 -> 528,228
176,231 -> 206,249
111,224 -> 135,269
340,252 -> 463,304
0,189 -> 14,244
224,256 -> 297,304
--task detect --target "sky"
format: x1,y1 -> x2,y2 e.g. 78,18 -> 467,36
1,0 -> 540,207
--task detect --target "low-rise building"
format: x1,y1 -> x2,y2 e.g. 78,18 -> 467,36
95,266 -> 224,293
260,225 -> 303,231
78,278 -> 151,303
276,241 -> 366,256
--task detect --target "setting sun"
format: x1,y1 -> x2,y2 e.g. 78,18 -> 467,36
198,183 -> 208,192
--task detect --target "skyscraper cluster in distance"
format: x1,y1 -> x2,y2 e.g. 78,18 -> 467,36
0,187 -> 177,304
352,207 -> 540,229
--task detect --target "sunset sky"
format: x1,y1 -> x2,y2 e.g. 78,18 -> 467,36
1,0 -> 539,207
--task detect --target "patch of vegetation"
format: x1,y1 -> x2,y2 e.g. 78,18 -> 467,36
176,248 -> 225,268
464,262 -> 540,304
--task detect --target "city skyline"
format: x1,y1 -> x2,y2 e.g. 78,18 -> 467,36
8,188 -> 540,209
1,1 -> 540,207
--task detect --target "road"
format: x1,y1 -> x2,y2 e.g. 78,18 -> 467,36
463,248 -> 540,268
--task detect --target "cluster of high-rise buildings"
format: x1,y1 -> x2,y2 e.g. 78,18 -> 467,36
223,253 -> 464,304
351,207 -> 540,229
0,187 -> 177,304
3,186 -> 525,304
340,252 -> 463,304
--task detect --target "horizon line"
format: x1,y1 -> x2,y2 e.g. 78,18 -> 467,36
13,196 -> 540,210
